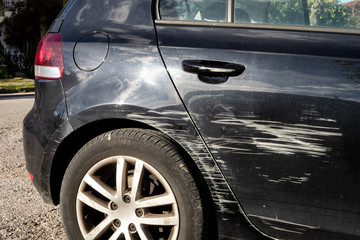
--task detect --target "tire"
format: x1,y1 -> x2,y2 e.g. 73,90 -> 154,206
60,129 -> 206,240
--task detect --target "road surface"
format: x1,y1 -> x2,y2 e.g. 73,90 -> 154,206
0,94 -> 66,239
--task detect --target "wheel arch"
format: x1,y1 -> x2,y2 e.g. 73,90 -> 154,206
50,118 -> 154,205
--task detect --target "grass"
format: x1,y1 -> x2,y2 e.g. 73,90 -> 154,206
0,78 -> 34,93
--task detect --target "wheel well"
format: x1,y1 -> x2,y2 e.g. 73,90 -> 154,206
50,119 -> 154,205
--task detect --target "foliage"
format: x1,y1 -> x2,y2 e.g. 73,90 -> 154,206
313,0 -> 351,27
320,4 -> 350,27
0,84 -> 35,93
0,40 -> 4,64
0,42 -> 16,78
4,53 -> 19,76
268,0 -> 307,25
0,69 -> 12,79
268,0 -> 352,28
3,0 -> 63,72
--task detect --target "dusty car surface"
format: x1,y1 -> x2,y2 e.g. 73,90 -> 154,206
23,0 -> 360,239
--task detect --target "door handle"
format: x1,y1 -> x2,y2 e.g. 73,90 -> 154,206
182,60 -> 245,84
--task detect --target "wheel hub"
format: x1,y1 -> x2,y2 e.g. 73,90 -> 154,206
75,156 -> 180,239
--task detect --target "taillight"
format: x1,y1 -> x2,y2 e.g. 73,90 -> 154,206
35,33 -> 64,80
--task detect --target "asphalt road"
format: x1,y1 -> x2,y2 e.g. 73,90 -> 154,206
0,94 -> 66,239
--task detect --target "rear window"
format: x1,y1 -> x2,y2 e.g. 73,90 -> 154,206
159,0 -> 360,30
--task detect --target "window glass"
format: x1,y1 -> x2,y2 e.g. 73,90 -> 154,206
235,0 -> 360,29
159,0 -> 360,30
159,0 -> 227,22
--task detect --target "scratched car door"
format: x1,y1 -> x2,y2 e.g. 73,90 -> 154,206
155,0 -> 360,239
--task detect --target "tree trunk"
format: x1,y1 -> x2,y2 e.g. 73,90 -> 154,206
302,0 -> 310,25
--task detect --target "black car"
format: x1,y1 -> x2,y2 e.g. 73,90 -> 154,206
23,0 -> 360,239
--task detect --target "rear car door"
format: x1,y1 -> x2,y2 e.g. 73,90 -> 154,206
155,0 -> 360,239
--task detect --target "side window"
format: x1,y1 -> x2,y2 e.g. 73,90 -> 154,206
159,0 -> 360,30
236,0 -> 360,29
159,0 -> 227,22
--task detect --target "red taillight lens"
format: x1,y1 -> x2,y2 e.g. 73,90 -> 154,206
35,33 -> 64,80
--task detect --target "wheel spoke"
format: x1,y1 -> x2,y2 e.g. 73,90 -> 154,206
83,174 -> 116,201
131,160 -> 144,201
116,157 -> 126,197
136,193 -> 176,208
124,228 -> 132,240
78,191 -> 110,215
139,213 -> 179,226
84,216 -> 113,240
108,228 -> 123,240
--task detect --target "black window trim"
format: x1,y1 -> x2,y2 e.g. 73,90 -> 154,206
154,0 -> 360,35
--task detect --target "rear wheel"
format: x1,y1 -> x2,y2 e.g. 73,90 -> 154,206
60,129 -> 206,240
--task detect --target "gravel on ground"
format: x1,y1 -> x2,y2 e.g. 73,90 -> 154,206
0,95 -> 66,239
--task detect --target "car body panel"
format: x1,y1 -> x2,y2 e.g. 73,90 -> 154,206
156,22 -> 360,239
22,0 -> 360,239
23,79 -> 72,203
23,0 -> 264,239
